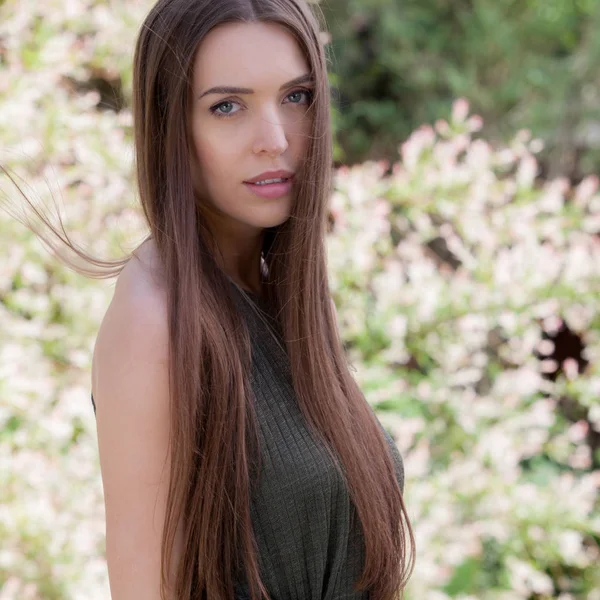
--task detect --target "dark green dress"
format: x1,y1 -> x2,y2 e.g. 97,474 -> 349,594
91,283 -> 405,600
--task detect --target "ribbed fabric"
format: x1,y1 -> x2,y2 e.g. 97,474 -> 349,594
90,283 -> 405,600
228,283 -> 405,600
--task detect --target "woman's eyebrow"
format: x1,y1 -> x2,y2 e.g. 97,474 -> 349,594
198,73 -> 314,99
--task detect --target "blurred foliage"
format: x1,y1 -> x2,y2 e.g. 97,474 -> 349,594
322,0 -> 600,179
328,101 -> 600,598
1,0 -> 600,599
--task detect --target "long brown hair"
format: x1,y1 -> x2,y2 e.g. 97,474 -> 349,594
1,0 -> 415,598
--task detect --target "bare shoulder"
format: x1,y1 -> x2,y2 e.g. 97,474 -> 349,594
129,236 -> 167,295
92,237 -> 168,399
91,238 -> 183,598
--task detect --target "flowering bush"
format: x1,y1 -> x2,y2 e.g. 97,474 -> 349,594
1,2 -> 148,599
328,99 -> 600,598
1,0 -> 599,598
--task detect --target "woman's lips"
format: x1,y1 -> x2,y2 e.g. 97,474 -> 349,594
243,176 -> 294,199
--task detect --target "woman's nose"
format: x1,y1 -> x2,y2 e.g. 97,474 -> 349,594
252,110 -> 289,156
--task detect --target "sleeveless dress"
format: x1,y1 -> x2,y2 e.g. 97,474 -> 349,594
91,283 -> 405,600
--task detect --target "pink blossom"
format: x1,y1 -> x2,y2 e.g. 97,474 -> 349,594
452,98 -> 470,123
516,129 -> 532,143
574,175 -> 599,206
563,358 -> 580,381
435,119 -> 450,135
568,420 -> 589,442
401,125 -> 436,169
517,154 -> 538,188
467,115 -> 483,132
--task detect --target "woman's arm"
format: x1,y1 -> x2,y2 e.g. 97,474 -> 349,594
92,249 -> 183,600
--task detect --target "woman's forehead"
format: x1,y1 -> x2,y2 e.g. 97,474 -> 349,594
192,21 -> 309,92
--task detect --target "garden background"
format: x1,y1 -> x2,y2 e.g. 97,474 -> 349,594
1,0 -> 599,598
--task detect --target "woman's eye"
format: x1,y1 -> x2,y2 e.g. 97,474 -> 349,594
210,100 -> 240,117
209,89 -> 313,119
286,89 -> 313,104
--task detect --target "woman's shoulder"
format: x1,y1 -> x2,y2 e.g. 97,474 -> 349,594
122,236 -> 167,299
90,239 -> 180,598
110,237 -> 168,335
92,237 -> 169,400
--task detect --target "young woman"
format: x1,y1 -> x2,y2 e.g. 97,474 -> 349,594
2,0 -> 415,598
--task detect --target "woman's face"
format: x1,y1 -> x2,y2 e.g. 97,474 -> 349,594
189,21 -> 314,236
